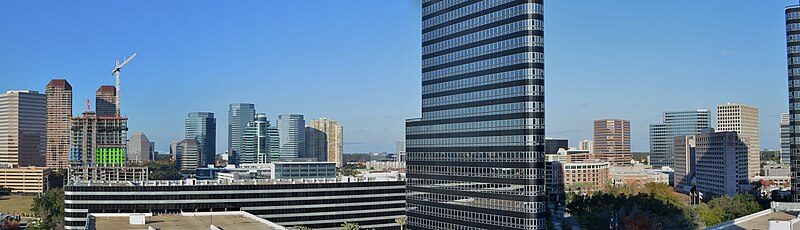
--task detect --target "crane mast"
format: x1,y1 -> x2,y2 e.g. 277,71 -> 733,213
111,53 -> 137,116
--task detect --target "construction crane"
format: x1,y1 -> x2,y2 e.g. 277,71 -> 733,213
111,53 -> 137,116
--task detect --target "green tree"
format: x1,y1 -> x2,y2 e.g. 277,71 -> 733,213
145,159 -> 181,180
696,194 -> 762,226
30,189 -> 64,230
340,222 -> 360,230
395,217 -> 407,230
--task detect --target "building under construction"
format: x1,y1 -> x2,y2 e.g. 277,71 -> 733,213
69,110 -> 142,180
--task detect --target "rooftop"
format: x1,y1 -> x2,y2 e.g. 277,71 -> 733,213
67,177 -> 404,187
89,212 -> 285,230
46,79 -> 72,90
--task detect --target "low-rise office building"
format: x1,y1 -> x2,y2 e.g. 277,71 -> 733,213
64,179 -> 405,230
0,166 -> 50,194
563,162 -> 609,192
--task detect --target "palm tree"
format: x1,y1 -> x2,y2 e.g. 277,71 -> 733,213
341,222 -> 360,230
395,217 -> 407,230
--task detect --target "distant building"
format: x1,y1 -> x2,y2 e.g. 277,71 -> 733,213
0,90 -> 46,167
594,119 -> 631,165
185,112 -> 216,166
545,138 -> 568,155
578,139 -> 594,154
127,132 -> 152,163
306,117 -> 344,166
169,141 -> 179,161
271,161 -> 336,179
267,126 -> 280,160
764,163 -> 791,177
395,140 -> 406,163
0,166 -> 50,194
781,113 -> 790,164
228,103 -> 255,161
717,103 -> 759,178
649,110 -> 710,168
277,114 -> 304,159
69,111 -> 128,167
545,161 -> 565,204
564,162 -> 610,192
674,135 -> 696,193
45,79 -> 73,169
241,113 -> 270,164
695,131 -> 749,197
176,139 -> 200,171
609,165 -> 670,186
95,85 -> 117,117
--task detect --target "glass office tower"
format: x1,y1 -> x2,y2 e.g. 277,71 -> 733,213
228,103 -> 256,161
787,5 -> 800,201
185,112 -> 216,166
406,0 -> 546,229
649,110 -> 709,168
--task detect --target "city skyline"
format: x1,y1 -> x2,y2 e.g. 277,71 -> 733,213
1,1 -> 796,154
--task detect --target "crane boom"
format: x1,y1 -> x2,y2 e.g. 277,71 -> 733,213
111,53 -> 137,74
110,52 -> 137,116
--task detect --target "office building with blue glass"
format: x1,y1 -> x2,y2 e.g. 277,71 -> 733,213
185,112 -> 216,166
649,110 -> 709,168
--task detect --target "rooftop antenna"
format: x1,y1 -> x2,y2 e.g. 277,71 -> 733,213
111,53 -> 137,116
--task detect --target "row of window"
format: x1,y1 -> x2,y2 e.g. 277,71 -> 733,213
406,118 -> 540,135
423,69 -> 542,94
407,151 -> 542,163
422,0 -> 470,17
423,4 -> 537,42
788,11 -> 800,20
422,101 -> 541,120
423,19 -> 541,56
407,135 -> 539,147
408,165 -> 544,179
408,203 -> 544,229
423,85 -> 541,107
423,35 -> 541,68
789,23 -> 800,31
408,193 -> 542,213
423,52 -> 543,80
407,178 -> 543,196
423,0 -> 516,28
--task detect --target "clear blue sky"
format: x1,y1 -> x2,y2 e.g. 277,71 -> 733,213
0,1 -> 794,153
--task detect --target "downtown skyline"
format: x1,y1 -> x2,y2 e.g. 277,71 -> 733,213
0,1 -> 796,154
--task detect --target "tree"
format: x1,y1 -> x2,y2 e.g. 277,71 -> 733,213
695,194 -> 763,227
145,159 -> 181,180
30,189 -> 64,230
395,217 -> 407,230
340,222 -> 359,230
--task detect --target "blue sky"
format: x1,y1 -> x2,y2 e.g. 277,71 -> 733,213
0,1 -> 795,153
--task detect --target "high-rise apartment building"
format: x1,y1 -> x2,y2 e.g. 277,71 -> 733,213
578,139 -> 594,153
95,85 -> 117,117
306,117 -> 344,166
544,138 -> 568,155
241,113 -> 270,164
694,131 -> 749,197
406,1 -> 546,229
782,113 -> 791,164
127,132 -> 152,163
277,114 -> 304,159
69,111 -> 128,167
787,5 -> 800,201
649,110 -> 710,168
46,79 -> 73,169
717,103 -> 759,178
594,119 -> 631,165
176,139 -> 200,171
228,103 -> 255,159
0,90 -> 47,167
185,112 -> 216,166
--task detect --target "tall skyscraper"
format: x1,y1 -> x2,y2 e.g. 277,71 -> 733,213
717,103 -> 759,178
69,111 -> 128,167
782,113 -> 791,164
594,119 -> 631,165
45,79 -> 73,169
277,114 -> 305,159
578,139 -> 594,153
649,110 -> 710,168
228,103 -> 255,158
95,85 -> 117,117
127,132 -> 152,163
406,1 -> 546,229
185,112 -> 216,166
787,5 -> 800,201
0,90 -> 46,167
241,113 -> 270,164
306,117 -> 344,166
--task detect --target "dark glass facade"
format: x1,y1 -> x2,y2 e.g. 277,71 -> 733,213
788,5 -> 800,202
407,0 -> 546,229
64,181 -> 405,230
